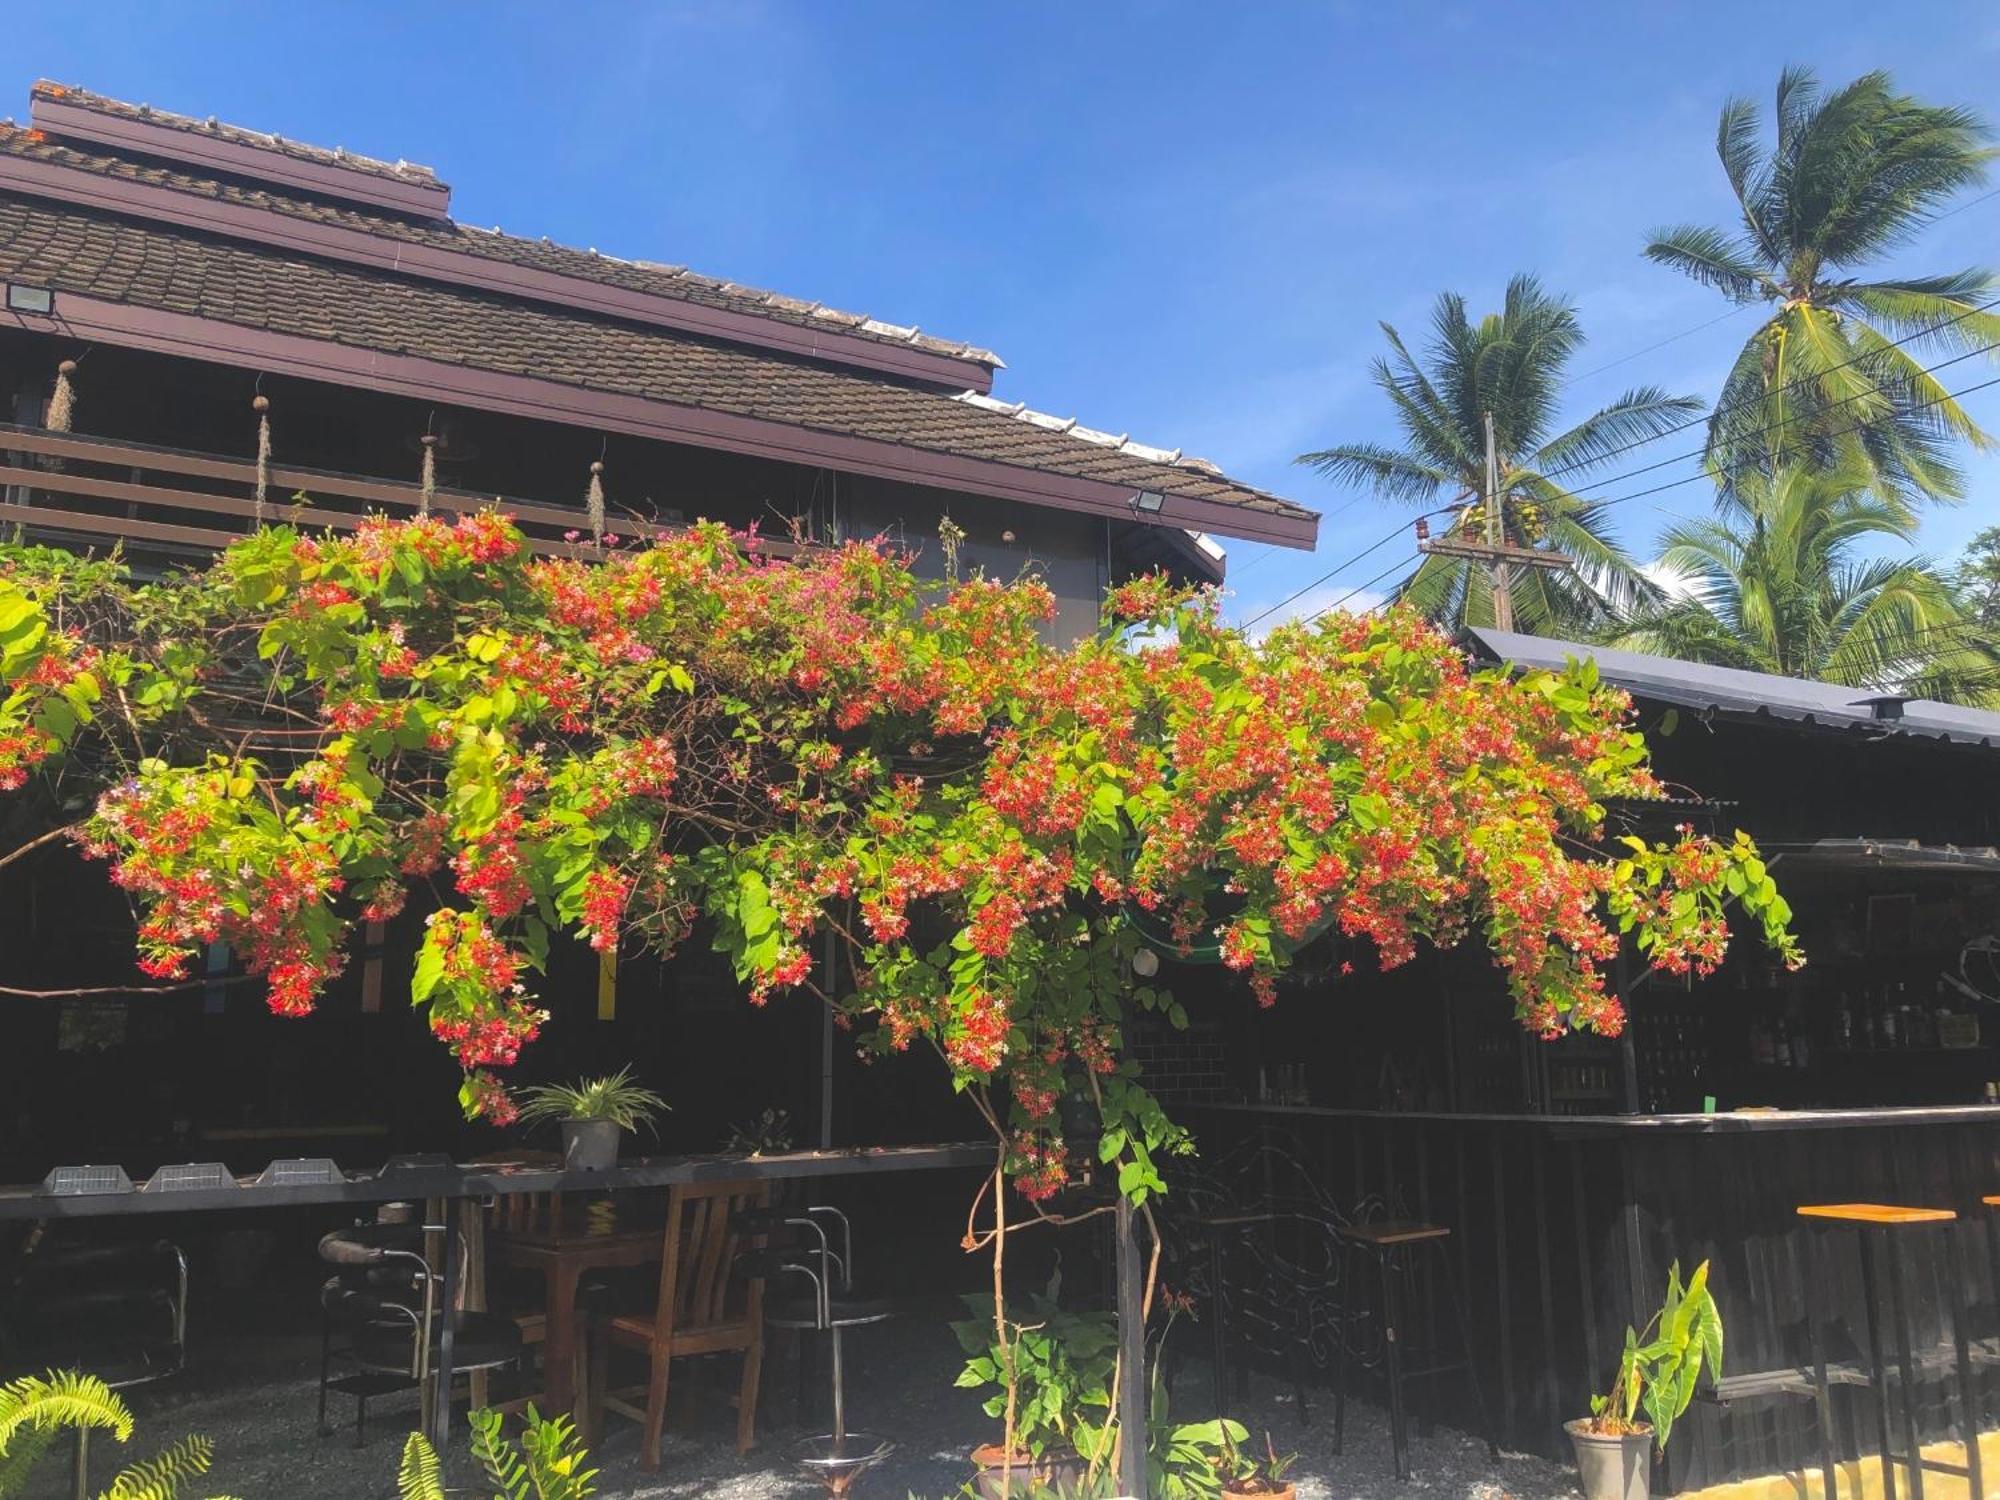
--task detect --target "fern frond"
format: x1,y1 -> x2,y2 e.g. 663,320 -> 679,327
0,1371 -> 134,1458
397,1433 -> 446,1500
0,1421 -> 58,1500
99,1433 -> 213,1500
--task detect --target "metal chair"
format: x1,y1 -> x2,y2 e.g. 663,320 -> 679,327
316,1219 -> 524,1446
2,1236 -> 187,1500
747,1204 -> 896,1493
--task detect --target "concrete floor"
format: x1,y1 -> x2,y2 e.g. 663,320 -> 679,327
29,1306 -> 1579,1499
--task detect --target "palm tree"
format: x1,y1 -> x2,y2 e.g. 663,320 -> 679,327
1298,276 -> 1702,634
1605,463 -> 1995,703
1646,67 -> 2000,506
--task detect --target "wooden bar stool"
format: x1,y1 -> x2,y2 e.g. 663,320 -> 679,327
1196,1210 -> 1312,1426
1796,1203 -> 1983,1500
1332,1219 -> 1496,1480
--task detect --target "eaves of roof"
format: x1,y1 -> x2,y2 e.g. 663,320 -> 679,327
1466,627 -> 2000,751
0,194 -> 1319,549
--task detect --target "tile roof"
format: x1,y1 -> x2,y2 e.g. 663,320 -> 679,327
10,96 -> 1001,372
31,81 -> 442,189
0,194 -> 1314,528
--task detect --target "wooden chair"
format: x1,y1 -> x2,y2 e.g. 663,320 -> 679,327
587,1178 -> 771,1466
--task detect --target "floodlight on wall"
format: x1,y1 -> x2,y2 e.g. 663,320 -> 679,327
4,284 -> 54,315
1131,491 -> 1167,514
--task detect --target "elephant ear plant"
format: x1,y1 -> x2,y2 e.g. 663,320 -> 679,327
1570,1261 -> 1722,1500
1591,1260 -> 1723,1449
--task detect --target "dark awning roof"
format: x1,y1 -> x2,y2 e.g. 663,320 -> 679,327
1763,838 -> 2000,874
1466,628 -> 2000,751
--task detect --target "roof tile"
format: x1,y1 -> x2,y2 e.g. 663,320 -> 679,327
0,195 -> 1313,526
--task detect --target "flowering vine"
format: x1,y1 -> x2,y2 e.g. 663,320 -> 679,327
0,513 -> 1799,1197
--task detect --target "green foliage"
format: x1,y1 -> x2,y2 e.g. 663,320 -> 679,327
0,1372 -> 228,1500
465,1406 -> 599,1500
98,1435 -> 227,1500
513,1067 -> 669,1133
724,1106 -> 795,1155
1604,463 -> 1997,704
0,515 -> 1802,1213
953,1274 -> 1118,1461
1296,275 -> 1702,634
397,1432 -> 446,1500
1645,67 -> 1999,506
1073,1360 -> 1246,1500
1588,1260 -> 1724,1451
1214,1429 -> 1297,1493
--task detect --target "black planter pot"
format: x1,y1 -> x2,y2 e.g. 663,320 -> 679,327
560,1119 -> 622,1171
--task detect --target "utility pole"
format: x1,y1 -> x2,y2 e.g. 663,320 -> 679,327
1484,411 -> 1513,632
1414,410 -> 1570,629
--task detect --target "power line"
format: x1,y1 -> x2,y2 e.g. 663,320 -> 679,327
1558,305 -> 1758,390
1535,293 -> 2000,486
1539,337 -> 2000,504
1254,324 -> 2000,636
1283,369 -> 2000,634
1239,513 -> 1442,630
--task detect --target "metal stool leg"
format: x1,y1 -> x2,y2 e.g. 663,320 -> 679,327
1857,1231 -> 1901,1500
1384,1248 -> 1411,1482
1437,1237 -> 1499,1460
1208,1224 -> 1229,1421
1802,1231 -> 1842,1499
316,1310 -> 334,1437
1884,1232 -> 1926,1500
1942,1228 -> 1983,1500
1333,1238 -> 1353,1454
829,1324 -> 846,1447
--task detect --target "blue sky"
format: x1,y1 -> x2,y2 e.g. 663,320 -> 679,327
7,2 -> 1998,626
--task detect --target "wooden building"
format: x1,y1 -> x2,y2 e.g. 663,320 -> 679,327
1173,630 -> 2000,1492
0,79 -> 1318,1184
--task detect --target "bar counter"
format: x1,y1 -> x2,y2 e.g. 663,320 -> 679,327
0,1140 -> 993,1221
1182,1100 -> 2000,1491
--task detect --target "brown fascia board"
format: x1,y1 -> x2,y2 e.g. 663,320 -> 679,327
4,294 -> 1318,550
0,150 -> 997,395
32,96 -> 451,219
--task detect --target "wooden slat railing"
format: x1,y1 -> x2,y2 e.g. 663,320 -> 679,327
0,422 -> 800,559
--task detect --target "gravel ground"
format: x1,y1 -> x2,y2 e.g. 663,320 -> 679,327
31,1310 -> 1579,1499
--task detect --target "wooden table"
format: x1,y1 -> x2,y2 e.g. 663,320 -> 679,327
486,1212 -> 663,1419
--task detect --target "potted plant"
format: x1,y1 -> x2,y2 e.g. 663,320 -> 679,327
1213,1430 -> 1297,1500
1568,1260 -> 1722,1500
953,1275 -> 1118,1498
515,1067 -> 668,1171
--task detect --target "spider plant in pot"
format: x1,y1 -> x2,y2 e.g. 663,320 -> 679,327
515,1068 -> 668,1171
1568,1260 -> 1721,1500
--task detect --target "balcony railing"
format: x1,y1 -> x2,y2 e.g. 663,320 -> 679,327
0,422 -> 767,558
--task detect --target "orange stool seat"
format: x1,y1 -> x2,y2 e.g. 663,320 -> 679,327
1796,1203 -> 1956,1226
